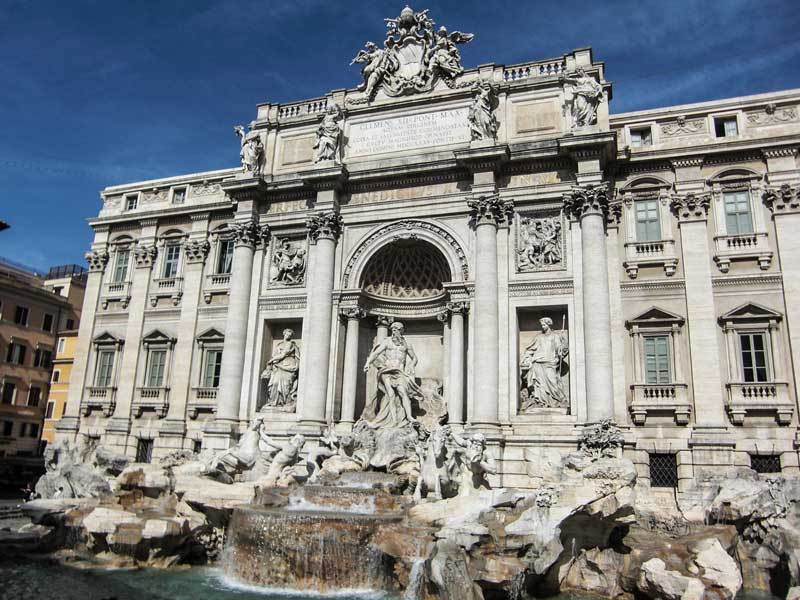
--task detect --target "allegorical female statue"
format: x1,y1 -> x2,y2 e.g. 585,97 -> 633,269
468,81 -> 499,141
520,317 -> 569,411
313,104 -> 343,163
563,67 -> 603,127
260,329 -> 300,410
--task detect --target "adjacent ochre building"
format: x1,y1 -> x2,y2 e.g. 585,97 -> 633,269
55,9 -> 800,491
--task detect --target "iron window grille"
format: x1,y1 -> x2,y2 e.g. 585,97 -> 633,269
649,453 -> 678,488
750,454 -> 781,474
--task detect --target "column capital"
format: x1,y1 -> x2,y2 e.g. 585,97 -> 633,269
230,219 -> 269,248
467,194 -> 514,228
340,306 -> 366,321
375,315 -> 394,328
134,244 -> 158,269
670,192 -> 711,222
306,210 -> 343,243
562,183 -> 612,222
85,249 -> 109,272
437,301 -> 469,323
763,184 -> 800,215
184,239 -> 211,264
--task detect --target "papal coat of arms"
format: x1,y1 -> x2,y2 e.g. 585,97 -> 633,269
349,6 -> 474,103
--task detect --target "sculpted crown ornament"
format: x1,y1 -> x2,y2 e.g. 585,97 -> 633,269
562,184 -> 611,221
306,211 -> 344,243
670,192 -> 711,221
763,184 -> 800,213
134,244 -> 158,268
184,239 -> 211,263
467,195 -> 514,228
230,220 -> 269,248
349,6 -> 473,103
85,249 -> 109,272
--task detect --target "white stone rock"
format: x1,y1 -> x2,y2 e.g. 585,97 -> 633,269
786,586 -> 800,600
691,538 -> 742,600
83,507 -> 140,535
117,464 -> 171,492
638,558 -> 705,600
142,518 -> 187,539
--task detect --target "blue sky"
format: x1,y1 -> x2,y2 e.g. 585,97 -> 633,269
1,0 -> 798,271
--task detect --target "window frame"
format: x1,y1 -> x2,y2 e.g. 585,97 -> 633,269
738,330 -> 770,383
140,330 -> 175,390
215,237 -> 235,275
42,313 -> 54,332
643,334 -> 672,384
722,190 -> 754,235
634,198 -> 662,242
629,126 -> 653,148
1,382 -> 16,405
649,453 -> 679,488
161,242 -> 182,279
170,187 -> 187,205
111,247 -> 131,284
27,386 -> 41,407
14,305 -> 29,326
95,349 -> 116,387
125,193 -> 139,211
52,369 -> 61,383
713,115 -> 739,138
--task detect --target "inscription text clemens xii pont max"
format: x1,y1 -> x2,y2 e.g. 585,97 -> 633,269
347,108 -> 470,157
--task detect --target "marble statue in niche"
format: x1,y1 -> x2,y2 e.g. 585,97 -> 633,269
562,67 -> 603,128
270,238 -> 307,285
313,104 -> 343,163
468,80 -> 499,141
260,329 -> 300,411
362,321 -> 424,428
234,126 -> 264,176
520,317 -> 569,411
518,215 -> 563,271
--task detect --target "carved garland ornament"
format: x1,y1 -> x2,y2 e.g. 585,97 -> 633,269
342,219 -> 469,287
184,239 -> 211,263
134,244 -> 158,268
670,193 -> 711,221
85,249 -> 110,272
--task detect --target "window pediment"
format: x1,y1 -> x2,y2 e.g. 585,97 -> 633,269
626,306 -> 685,330
621,175 -> 672,195
197,328 -> 225,346
719,302 -> 782,326
93,331 -> 124,347
707,168 -> 762,186
142,329 -> 176,347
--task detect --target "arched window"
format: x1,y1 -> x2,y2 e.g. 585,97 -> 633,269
360,240 -> 451,300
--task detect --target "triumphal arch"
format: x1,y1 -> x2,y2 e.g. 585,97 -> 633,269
57,6 -> 800,489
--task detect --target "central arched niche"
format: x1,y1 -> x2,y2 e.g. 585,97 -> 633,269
359,239 -> 451,300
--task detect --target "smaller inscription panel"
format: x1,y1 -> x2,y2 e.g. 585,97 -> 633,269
347,108 -> 470,157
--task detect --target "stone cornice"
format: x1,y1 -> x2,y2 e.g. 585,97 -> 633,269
454,144 -> 510,172
508,278 -> 573,297
221,176 -> 270,204
710,272 -> 783,288
620,279 -> 686,295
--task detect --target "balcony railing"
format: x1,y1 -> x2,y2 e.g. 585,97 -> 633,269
726,381 -> 793,425
623,239 -> 678,279
81,386 -> 116,417
502,59 -> 565,82
713,232 -> 772,272
204,273 -> 231,303
133,386 -> 169,418
629,383 -> 691,425
101,281 -> 131,309
149,277 -> 184,307
188,387 -> 218,419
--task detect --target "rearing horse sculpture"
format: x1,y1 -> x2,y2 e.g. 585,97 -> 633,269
413,426 -> 453,501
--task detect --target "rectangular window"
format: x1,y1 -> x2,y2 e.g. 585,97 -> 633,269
19,423 -> 26,437
95,350 -> 115,387
34,349 -> 52,369
630,127 -> 652,148
112,250 -> 130,283
739,332 -> 769,382
1,383 -> 15,405
57,338 -> 66,354
750,454 -> 781,474
2,421 -> 11,436
66,319 -> 75,330
29,423 -> 39,438
45,402 -> 55,419
172,188 -> 186,204
52,370 -> 60,383
7,343 -> 26,365
216,239 -> 234,274
714,116 -> 738,138
203,349 -> 223,388
136,438 -> 154,463
162,243 -> 181,279
42,313 -> 54,332
723,191 -> 754,235
14,305 -> 29,326
52,285 -> 64,296
192,440 -> 202,453
146,350 -> 167,388
28,387 -> 41,407
649,453 -> 678,488
635,199 -> 661,241
644,335 -> 671,384
125,194 -> 139,211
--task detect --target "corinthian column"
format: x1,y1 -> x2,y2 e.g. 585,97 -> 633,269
300,211 -> 343,428
339,307 -> 366,425
447,301 -> 468,424
564,184 -> 614,422
468,195 -> 513,429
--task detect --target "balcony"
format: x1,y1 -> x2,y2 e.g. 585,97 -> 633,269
630,383 -> 691,425
713,232 -> 772,273
133,386 -> 170,418
149,277 -> 183,307
726,381 -> 793,425
203,273 -> 231,304
623,239 -> 678,279
81,386 -> 116,417
101,280 -> 131,309
189,387 -> 218,419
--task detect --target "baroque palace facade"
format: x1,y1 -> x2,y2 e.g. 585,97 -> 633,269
57,8 -> 800,490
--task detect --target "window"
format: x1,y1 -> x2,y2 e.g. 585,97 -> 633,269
95,350 -> 115,387
125,194 -> 139,211
52,370 -> 60,383
1,421 -> 11,436
20,423 -> 27,437
1,383 -> 15,405
750,454 -> 781,474
192,440 -> 202,453
57,338 -> 66,354
136,438 -> 154,463
723,191 -> 753,235
739,332 -> 769,383
649,453 -> 678,488
162,243 -> 181,279
6,343 -> 26,365
216,239 -> 234,274
714,116 -> 738,138
630,127 -> 652,148
172,188 -> 186,204
34,349 -> 52,368
45,402 -> 55,419
14,305 -> 29,326
112,249 -> 130,283
51,285 -> 64,296
42,313 -> 54,332
28,423 -> 39,438
146,349 -> 167,387
28,387 -> 41,407
203,349 -> 223,388
644,335 -> 671,384
635,199 -> 661,241
66,319 -> 75,330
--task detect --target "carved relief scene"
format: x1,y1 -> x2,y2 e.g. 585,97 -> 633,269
518,307 -> 570,413
269,237 -> 307,286
259,321 -> 302,412
517,211 -> 565,272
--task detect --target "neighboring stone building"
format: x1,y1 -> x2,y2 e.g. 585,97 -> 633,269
0,261 -> 85,478
55,8 -> 800,492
